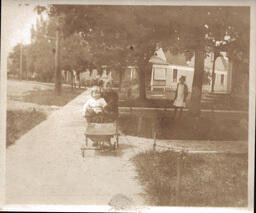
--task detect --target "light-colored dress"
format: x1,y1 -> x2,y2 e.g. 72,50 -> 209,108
82,97 -> 107,116
173,84 -> 186,107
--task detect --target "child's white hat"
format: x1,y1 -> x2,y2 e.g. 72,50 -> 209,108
91,86 -> 101,95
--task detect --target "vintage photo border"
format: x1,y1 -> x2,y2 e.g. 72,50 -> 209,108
0,0 -> 255,212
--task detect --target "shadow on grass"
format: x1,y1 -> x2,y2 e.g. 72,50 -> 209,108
7,110 -> 47,147
23,87 -> 85,106
132,150 -> 248,207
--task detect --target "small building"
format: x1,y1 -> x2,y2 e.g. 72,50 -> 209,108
149,48 -> 231,93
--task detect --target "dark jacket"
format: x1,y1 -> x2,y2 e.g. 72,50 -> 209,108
102,89 -> 119,121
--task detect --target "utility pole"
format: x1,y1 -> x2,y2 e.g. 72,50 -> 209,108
55,25 -> 61,95
19,43 -> 23,80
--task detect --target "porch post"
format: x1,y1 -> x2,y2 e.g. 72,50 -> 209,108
151,66 -> 154,91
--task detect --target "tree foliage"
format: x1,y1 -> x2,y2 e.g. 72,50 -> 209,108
40,5 -> 249,108
8,5 -> 249,113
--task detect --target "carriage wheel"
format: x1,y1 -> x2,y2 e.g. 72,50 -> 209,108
100,141 -> 104,152
115,134 -> 119,149
81,148 -> 85,158
85,135 -> 88,147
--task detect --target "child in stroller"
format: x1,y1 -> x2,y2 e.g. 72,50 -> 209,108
82,86 -> 107,123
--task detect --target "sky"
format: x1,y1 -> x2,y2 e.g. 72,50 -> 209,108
3,0 -> 48,54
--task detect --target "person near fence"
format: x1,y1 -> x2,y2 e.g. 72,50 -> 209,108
173,75 -> 188,119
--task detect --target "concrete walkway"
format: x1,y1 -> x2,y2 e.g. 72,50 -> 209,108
6,89 -> 248,207
6,89 -> 149,208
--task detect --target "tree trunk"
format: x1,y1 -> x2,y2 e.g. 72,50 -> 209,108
211,53 -> 217,92
78,71 -> 81,88
190,48 -> 205,116
231,59 -> 242,96
70,70 -> 74,91
138,65 -> 146,100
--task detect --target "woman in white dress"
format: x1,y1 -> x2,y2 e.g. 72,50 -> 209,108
173,76 -> 188,119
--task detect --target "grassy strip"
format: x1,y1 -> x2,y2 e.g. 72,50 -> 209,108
119,99 -> 173,108
119,114 -> 248,140
119,98 -> 248,111
132,151 -> 248,207
23,87 -> 85,106
7,110 -> 47,147
7,86 -> 85,147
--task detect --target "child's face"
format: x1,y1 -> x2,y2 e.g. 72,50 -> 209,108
92,90 -> 101,99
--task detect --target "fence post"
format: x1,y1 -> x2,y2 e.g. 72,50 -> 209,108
175,153 -> 180,205
175,147 -> 186,205
175,151 -> 182,205
152,120 -> 156,152
137,114 -> 143,136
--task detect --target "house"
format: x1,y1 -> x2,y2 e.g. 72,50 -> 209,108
149,48 -> 232,93
123,66 -> 138,82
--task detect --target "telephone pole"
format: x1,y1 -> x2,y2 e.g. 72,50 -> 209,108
19,43 -> 23,80
55,27 -> 61,95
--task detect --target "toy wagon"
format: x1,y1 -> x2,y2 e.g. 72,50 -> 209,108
81,118 -> 119,158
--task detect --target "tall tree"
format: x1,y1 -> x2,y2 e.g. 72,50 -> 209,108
38,5 -> 249,113
135,6 -> 249,114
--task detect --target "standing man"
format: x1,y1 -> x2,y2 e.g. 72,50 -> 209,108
101,82 -> 119,122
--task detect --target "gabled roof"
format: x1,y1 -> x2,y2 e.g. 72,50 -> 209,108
149,48 -> 169,65
149,55 -> 169,65
155,48 -> 167,62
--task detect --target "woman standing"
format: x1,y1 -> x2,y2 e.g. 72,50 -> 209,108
173,76 -> 188,119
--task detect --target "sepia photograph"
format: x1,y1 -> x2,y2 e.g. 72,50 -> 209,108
0,0 -> 255,212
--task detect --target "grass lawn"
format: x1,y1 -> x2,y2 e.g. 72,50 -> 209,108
22,87 -> 85,106
118,86 -> 248,111
133,150 -> 248,207
119,114 -> 248,141
7,81 -> 85,147
119,97 -> 248,111
119,98 -> 173,108
7,110 -> 47,147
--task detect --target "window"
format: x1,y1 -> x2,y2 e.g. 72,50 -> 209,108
173,69 -> 178,82
221,74 -> 224,85
154,68 -> 166,80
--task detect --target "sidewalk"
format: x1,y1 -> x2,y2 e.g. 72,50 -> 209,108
6,89 -> 248,207
5,89 -> 147,207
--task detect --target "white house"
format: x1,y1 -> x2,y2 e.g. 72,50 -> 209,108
149,48 -> 232,93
